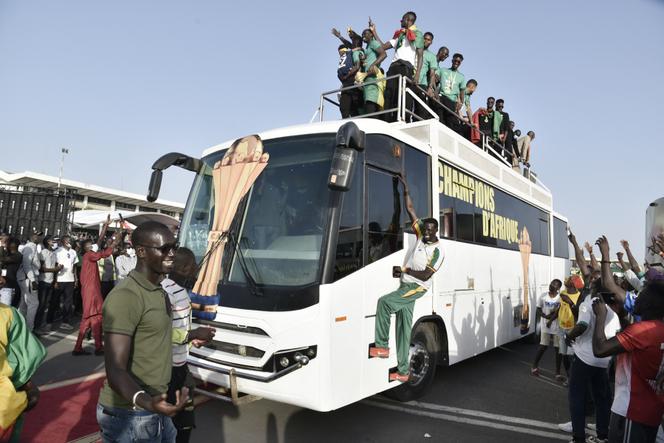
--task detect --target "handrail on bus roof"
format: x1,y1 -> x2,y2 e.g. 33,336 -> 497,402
315,74 -> 542,187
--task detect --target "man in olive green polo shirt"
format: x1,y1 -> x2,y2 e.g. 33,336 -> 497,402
97,221 -> 188,443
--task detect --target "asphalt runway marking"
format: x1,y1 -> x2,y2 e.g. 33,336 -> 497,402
363,398 -> 568,441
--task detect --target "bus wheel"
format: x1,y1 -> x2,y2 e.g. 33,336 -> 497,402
386,323 -> 439,402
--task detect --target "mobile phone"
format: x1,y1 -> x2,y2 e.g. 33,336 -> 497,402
1,269 -> 6,277
392,266 -> 402,278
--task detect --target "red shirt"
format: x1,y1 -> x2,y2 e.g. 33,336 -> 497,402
613,320 -> 664,427
80,247 -> 113,318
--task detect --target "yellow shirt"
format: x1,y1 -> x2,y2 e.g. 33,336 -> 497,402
558,290 -> 580,330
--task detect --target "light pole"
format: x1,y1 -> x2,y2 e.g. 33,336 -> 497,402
58,147 -> 69,189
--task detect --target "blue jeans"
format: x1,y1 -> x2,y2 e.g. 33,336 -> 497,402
97,404 -> 177,443
568,357 -> 610,442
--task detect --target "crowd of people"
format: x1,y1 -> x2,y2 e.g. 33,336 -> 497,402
531,231 -> 664,443
0,220 -> 214,442
333,11 -> 535,170
0,217 -> 137,350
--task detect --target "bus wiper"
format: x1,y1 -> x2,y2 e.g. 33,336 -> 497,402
228,231 -> 263,297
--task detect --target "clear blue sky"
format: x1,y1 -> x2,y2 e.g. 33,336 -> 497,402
1,0 -> 662,260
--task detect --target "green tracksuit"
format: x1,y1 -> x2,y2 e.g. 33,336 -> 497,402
375,282 -> 427,374
374,219 -> 443,375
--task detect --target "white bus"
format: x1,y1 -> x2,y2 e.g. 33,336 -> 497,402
147,79 -> 570,411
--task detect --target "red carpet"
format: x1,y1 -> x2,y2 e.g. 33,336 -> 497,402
21,376 -> 105,443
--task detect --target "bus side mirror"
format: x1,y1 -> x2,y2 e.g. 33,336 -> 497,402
147,170 -> 163,202
328,122 -> 366,192
146,152 -> 203,202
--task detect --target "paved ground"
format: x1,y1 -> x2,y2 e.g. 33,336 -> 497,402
191,338 -> 573,443
31,325 -> 578,443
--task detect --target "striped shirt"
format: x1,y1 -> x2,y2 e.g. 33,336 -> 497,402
161,278 -> 192,367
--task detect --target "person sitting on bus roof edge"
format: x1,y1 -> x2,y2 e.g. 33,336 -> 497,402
531,278 -> 564,380
369,174 -> 444,382
358,25 -> 387,116
98,221 -> 188,443
332,27 -> 363,119
162,247 -> 215,443
516,131 -> 535,169
435,53 -> 466,133
370,11 -> 424,122
413,31 -> 437,120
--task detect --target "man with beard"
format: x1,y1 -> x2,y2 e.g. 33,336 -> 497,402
369,174 -> 444,382
97,221 -> 188,443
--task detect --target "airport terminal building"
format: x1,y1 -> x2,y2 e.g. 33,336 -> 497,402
0,170 -> 184,238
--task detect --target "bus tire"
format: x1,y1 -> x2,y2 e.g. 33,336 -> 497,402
386,323 -> 438,402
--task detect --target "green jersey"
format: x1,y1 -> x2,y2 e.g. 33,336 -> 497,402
352,48 -> 363,65
364,39 -> 382,71
418,50 -> 437,86
439,68 -> 465,102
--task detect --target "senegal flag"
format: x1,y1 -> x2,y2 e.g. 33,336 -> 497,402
0,304 -> 46,442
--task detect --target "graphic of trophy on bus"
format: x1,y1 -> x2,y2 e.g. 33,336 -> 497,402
518,226 -> 532,335
191,134 -> 269,320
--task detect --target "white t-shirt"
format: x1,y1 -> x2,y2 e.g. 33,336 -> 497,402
55,247 -> 79,282
401,238 -> 444,290
572,297 -> 621,368
389,36 -> 419,66
38,249 -> 57,284
537,292 -> 561,334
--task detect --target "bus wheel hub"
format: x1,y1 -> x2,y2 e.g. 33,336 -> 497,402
408,343 -> 430,386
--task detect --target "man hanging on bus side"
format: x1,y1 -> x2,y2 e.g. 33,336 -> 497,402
369,174 -> 444,382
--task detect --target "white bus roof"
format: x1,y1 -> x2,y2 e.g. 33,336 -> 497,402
201,117 -> 555,213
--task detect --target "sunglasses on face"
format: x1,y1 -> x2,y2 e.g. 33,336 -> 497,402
137,242 -> 179,254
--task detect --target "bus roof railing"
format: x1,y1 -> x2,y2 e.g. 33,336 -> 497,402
315,74 -> 540,184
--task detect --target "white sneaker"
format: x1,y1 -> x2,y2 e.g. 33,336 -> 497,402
586,436 -> 607,443
586,423 -> 597,431
558,421 -> 573,433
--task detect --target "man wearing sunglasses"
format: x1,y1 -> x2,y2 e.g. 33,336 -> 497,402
98,221 -> 187,443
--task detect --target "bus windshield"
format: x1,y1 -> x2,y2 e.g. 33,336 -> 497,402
179,134 -> 335,291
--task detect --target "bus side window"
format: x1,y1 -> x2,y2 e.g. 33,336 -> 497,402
333,152 -> 364,281
367,168 -> 403,263
440,207 -> 455,238
402,145 -> 432,231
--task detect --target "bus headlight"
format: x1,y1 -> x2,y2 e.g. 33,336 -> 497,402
279,357 -> 290,368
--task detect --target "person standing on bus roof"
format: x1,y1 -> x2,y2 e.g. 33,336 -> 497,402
413,31 -> 437,120
370,11 -> 424,122
369,174 -> 444,382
